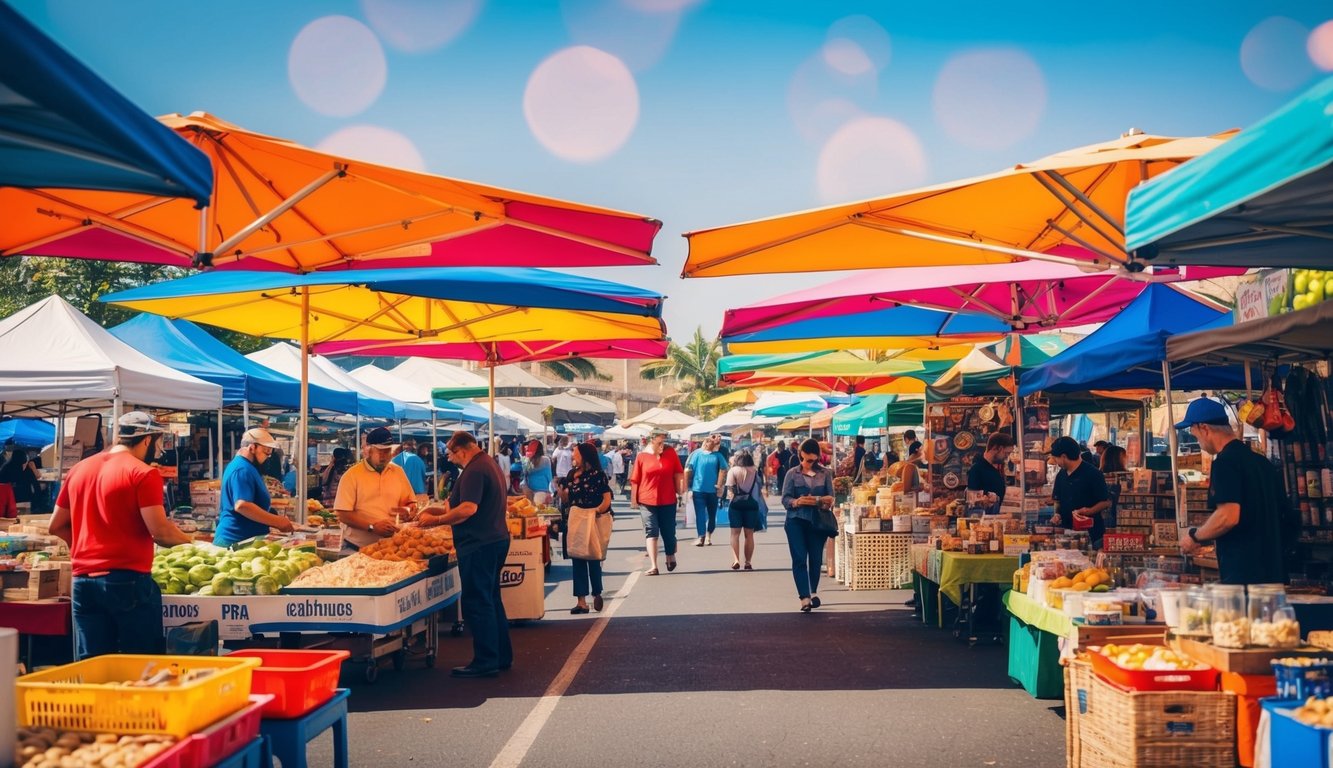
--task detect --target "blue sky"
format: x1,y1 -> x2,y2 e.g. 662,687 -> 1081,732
13,1 -> 1333,340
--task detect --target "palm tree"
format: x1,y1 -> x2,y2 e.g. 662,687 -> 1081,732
539,358 -> 610,383
640,327 -> 722,415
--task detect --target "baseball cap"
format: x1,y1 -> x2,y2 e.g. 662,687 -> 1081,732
1045,435 -> 1082,460
241,427 -> 281,449
649,427 -> 669,437
118,411 -> 169,437
365,426 -> 400,450
1174,398 -> 1230,430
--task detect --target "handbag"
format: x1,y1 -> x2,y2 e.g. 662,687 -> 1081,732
729,472 -> 761,517
567,505 -> 613,561
812,505 -> 838,539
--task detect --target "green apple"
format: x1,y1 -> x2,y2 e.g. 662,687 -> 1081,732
1294,294 -> 1312,312
1310,279 -> 1326,303
1296,273 -> 1310,294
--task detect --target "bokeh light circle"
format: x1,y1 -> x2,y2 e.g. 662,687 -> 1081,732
316,125 -> 426,172
560,0 -> 682,72
1241,17 -> 1313,91
524,46 -> 639,163
360,0 -> 483,53
1308,20 -> 1333,71
787,52 -> 878,145
823,16 -> 891,75
933,47 -> 1046,150
816,116 -> 927,203
288,16 -> 387,117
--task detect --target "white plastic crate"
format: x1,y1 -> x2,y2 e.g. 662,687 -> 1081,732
847,532 -> 913,590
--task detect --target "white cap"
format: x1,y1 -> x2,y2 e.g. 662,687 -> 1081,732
241,427 -> 281,449
118,411 -> 169,437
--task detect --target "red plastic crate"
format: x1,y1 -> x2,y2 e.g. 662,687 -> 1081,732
1088,645 -> 1219,692
227,649 -> 350,718
180,694 -> 272,768
140,737 -> 192,768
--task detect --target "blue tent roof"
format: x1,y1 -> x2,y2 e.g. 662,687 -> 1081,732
110,315 -> 360,415
722,304 -> 1009,348
0,4 -> 211,203
430,397 -> 492,425
0,418 -> 54,448
1126,75 -> 1333,268
1019,284 -> 1244,395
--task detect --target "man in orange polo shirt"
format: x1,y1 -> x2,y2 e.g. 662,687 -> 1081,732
50,412 -> 193,659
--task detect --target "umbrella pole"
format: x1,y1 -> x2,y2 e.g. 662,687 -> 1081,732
1161,361 -> 1183,535
297,287 -> 310,513
489,364 -> 496,453
243,401 -> 249,429
215,408 -> 223,479
55,402 -> 65,480
431,412 -> 438,498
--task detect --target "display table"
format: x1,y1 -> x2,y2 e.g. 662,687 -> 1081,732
913,549 -> 1018,628
0,598 -> 72,667
1004,590 -> 1070,699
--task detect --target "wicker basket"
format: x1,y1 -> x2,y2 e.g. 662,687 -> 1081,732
847,532 -> 913,590
1075,668 -> 1235,768
1066,659 -> 1093,768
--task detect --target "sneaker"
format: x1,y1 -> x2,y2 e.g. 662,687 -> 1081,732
694,537 -> 705,547
705,535 -> 712,545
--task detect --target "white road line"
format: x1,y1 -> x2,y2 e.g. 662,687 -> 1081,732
487,567 -> 644,768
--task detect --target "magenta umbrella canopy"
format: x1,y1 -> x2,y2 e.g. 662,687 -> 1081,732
722,257 -> 1242,337
313,337 -> 668,363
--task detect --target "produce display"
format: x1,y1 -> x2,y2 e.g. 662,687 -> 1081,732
288,552 -> 423,589
359,525 -> 454,563
151,541 -> 321,595
1097,643 -> 1206,671
119,660 -> 218,687
1291,696 -> 1333,728
507,496 -> 557,517
1047,568 -> 1113,593
15,729 -> 174,768
305,498 -> 339,528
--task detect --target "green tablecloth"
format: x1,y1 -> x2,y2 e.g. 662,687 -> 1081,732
917,550 -> 1019,607
1003,589 -> 1073,637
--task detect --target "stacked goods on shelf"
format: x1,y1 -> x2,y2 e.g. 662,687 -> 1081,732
506,496 -> 550,539
189,480 -> 221,517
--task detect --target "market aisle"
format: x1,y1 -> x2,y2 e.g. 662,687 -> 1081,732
312,496 -> 1066,767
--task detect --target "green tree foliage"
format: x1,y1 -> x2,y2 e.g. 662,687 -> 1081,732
539,357 -> 609,382
0,256 -> 268,352
639,327 -> 721,416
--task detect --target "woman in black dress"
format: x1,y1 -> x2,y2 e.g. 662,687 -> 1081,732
558,442 -> 613,614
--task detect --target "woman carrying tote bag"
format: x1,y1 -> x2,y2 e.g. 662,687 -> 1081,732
558,443 -> 613,614
724,451 -> 765,571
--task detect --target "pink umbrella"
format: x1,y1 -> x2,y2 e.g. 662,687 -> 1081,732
313,338 -> 667,361
722,257 -> 1242,337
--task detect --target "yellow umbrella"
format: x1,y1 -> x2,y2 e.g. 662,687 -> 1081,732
2,112 -> 661,271
682,130 -> 1236,278
701,390 -> 757,407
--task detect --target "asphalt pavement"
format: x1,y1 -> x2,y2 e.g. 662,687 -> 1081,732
309,495 -> 1066,767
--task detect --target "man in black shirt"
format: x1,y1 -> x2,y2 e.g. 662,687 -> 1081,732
852,436 -> 867,481
419,431 -> 512,678
904,430 -> 923,467
1176,399 -> 1289,584
967,433 -> 1014,514
1048,436 -> 1110,548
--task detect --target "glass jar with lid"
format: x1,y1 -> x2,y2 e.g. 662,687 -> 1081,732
1210,584 -> 1249,648
1178,585 -> 1212,637
1248,584 -> 1300,648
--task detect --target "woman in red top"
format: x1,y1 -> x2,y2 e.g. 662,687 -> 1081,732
630,428 -> 685,575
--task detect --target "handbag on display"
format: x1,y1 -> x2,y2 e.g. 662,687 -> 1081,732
567,505 -> 613,561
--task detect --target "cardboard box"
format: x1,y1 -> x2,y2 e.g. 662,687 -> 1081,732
1003,534 -> 1031,555
1,568 -> 59,601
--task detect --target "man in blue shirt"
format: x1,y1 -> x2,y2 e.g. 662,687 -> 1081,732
214,428 -> 295,546
392,437 -> 430,502
685,434 -> 727,546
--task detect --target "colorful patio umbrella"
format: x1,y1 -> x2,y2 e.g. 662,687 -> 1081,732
1126,75 -> 1333,269
722,303 -> 1008,355
719,350 -> 959,395
928,335 -> 1068,401
2,111 -> 660,271
682,130 -> 1234,278
0,4 -> 211,203
701,389 -> 757,407
831,395 -> 924,435
102,266 -> 665,505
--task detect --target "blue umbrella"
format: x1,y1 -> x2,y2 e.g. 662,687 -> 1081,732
0,418 -> 55,448
0,3 -> 211,202
722,304 -> 1010,354
1127,75 -> 1333,269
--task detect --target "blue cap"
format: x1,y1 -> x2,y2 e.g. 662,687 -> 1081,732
1174,398 -> 1230,430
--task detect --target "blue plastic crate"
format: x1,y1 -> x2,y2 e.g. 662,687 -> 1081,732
1274,658 -> 1333,699
1266,699 -> 1332,768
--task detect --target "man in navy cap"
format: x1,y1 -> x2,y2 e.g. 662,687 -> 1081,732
1176,398 -> 1290,584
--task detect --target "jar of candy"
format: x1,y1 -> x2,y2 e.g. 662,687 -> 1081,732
1178,585 -> 1212,637
1210,584 -> 1249,648
1248,584 -> 1300,648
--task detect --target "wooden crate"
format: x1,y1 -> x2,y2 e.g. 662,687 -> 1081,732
1,568 -> 59,601
847,533 -> 912,590
1076,669 -> 1235,768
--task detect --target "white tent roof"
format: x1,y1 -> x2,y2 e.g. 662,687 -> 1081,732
391,358 -> 488,392
623,406 -> 698,429
0,296 -> 222,416
604,423 -> 650,441
491,364 -> 551,391
247,343 -> 431,420
673,407 -> 761,439
347,364 -> 521,433
474,402 -> 541,434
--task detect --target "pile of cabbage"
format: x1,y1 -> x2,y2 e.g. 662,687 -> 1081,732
152,540 -> 322,596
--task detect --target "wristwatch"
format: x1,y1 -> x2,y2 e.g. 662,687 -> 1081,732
368,522 -> 376,534
1188,527 -> 1206,543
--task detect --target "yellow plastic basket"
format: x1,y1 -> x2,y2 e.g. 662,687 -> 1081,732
16,654 -> 260,738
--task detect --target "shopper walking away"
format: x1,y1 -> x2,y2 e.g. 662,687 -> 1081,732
771,441 -> 791,494
419,431 -> 512,677
214,428 -> 296,546
1047,436 -> 1111,550
50,412 -> 193,659
552,436 -> 574,487
1175,398 -> 1293,584
725,451 -> 765,570
630,428 -> 685,575
522,440 -> 554,505
686,434 -> 727,546
558,443 -> 613,613
606,441 -> 625,494
392,437 -> 429,504
782,438 -> 834,613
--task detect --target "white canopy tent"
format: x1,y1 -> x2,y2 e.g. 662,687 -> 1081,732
0,296 -> 223,474
623,406 -> 699,429
347,364 -> 521,435
604,423 -> 651,442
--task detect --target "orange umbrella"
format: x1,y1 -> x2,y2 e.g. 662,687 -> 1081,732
682,130 -> 1236,278
2,112 -> 661,271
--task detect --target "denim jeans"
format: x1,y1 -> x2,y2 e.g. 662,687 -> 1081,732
784,517 -> 825,599
458,539 -> 513,670
572,557 -> 603,597
692,492 -> 718,537
71,571 -> 164,660
639,504 -> 678,555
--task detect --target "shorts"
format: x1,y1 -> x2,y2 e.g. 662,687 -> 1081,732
728,498 -> 762,530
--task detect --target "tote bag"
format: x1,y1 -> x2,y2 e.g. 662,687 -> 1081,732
568,505 -> 613,561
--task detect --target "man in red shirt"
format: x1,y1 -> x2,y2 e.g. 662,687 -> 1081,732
630,428 -> 685,575
50,412 -> 192,659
